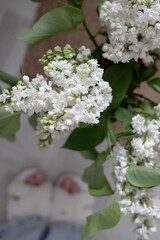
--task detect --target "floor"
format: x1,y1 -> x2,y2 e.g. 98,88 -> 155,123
0,1 -> 160,239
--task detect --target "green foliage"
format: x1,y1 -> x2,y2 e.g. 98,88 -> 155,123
133,101 -> 157,117
17,6 -> 84,45
103,63 -> 132,109
83,154 -> 114,196
132,67 -> 141,87
132,65 -> 156,86
28,114 -> 39,130
0,71 -> 19,86
82,163 -> 106,189
81,148 -> 109,164
89,179 -> 113,197
108,121 -> 117,145
148,78 -> 160,93
116,131 -> 137,140
0,112 -> 20,142
79,122 -> 92,128
115,107 -> 133,129
0,133 -> 16,142
127,165 -> 160,188
96,150 -> 109,165
139,66 -> 156,82
0,112 -> 21,135
68,0 -> 84,8
81,148 -> 98,160
141,102 -> 156,115
63,123 -> 105,151
82,200 -> 121,239
125,95 -> 139,107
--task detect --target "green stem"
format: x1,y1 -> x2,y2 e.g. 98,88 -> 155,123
83,21 -> 99,49
133,93 -> 156,105
106,112 -> 117,192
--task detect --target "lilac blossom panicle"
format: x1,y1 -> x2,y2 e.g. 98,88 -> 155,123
0,45 -> 112,148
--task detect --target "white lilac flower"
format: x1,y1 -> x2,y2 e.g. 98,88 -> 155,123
0,45 -> 112,148
99,0 -> 160,63
114,143 -> 160,240
114,108 -> 160,240
131,114 -> 147,135
131,137 -> 158,161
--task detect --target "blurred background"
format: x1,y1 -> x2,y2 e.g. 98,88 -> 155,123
0,0 -> 160,239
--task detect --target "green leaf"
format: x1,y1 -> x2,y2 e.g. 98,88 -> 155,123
115,107 -> 133,129
0,112 -> 21,134
127,165 -> 160,188
28,114 -> 39,130
0,133 -> 16,142
116,131 -> 137,141
142,102 -> 156,115
139,67 -> 156,81
125,96 -> 139,107
81,148 -> 98,160
68,0 -> 84,8
89,179 -> 113,197
17,6 -> 84,45
132,67 -> 140,87
63,124 -> 105,151
79,122 -> 92,128
148,78 -> 160,93
96,150 -> 108,165
0,88 -> 2,94
0,71 -> 19,86
82,163 -> 106,189
82,200 -> 121,239
103,63 -> 132,109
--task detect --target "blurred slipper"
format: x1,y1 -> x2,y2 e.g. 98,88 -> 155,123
51,172 -> 95,224
7,168 -> 53,221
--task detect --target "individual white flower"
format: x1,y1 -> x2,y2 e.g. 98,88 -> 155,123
99,0 -> 160,63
